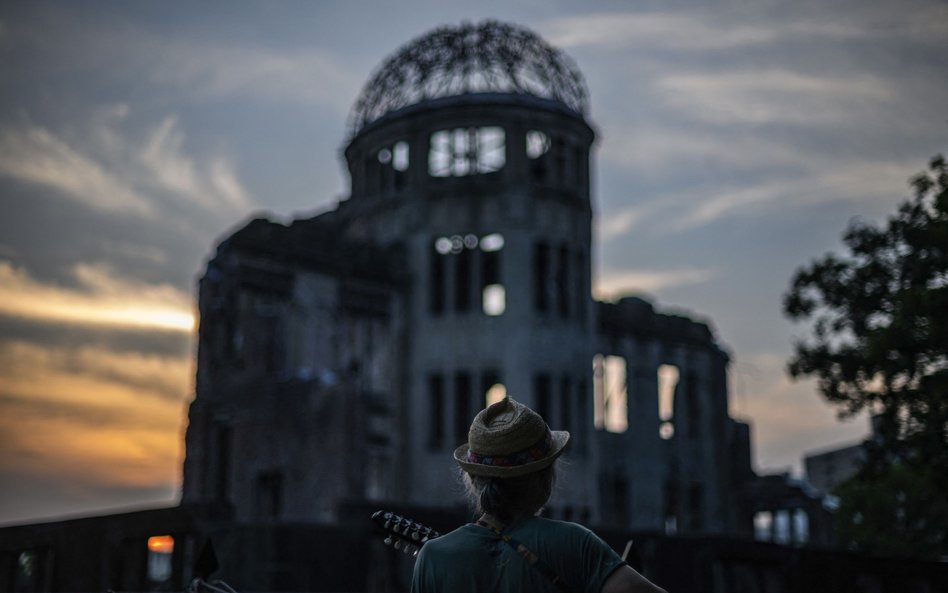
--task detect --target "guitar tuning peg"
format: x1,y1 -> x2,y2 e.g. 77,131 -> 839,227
412,548 -> 420,559
384,520 -> 392,529
402,544 -> 413,555
411,530 -> 420,541
384,536 -> 393,546
394,539 -> 403,551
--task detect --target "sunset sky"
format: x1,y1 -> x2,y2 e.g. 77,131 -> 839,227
1,0 -> 946,525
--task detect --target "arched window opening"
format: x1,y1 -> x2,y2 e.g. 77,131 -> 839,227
482,285 -> 505,316
481,236 -> 504,316
754,511 -> 773,541
393,141 -> 409,171
793,509 -> 810,545
593,355 -> 627,433
376,141 -> 410,192
526,130 -> 550,159
429,127 -> 505,177
658,364 -> 679,439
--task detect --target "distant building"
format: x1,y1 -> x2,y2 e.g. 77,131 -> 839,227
805,442 -> 865,495
182,20 -> 754,536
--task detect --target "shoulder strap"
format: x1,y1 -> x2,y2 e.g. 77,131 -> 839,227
477,516 -> 578,593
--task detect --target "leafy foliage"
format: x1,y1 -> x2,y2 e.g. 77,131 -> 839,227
784,154 -> 948,558
833,464 -> 948,560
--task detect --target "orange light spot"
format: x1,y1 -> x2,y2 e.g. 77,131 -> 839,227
147,535 -> 174,554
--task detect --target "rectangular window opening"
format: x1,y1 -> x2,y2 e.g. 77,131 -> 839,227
574,251 -> 586,323
685,372 -> 701,440
559,376 -> 572,435
215,425 -> 232,502
603,356 -> 628,433
429,247 -> 446,315
658,364 -> 679,440
481,248 -> 503,316
575,379 -> 588,455
428,374 -> 445,450
455,248 -> 471,312
533,373 -> 552,423
533,242 -> 549,313
482,285 -> 505,316
455,372 -> 472,445
592,355 -> 605,429
556,245 -> 570,318
255,471 -> 283,520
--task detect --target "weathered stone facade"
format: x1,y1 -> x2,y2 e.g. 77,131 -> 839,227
183,21 -> 754,536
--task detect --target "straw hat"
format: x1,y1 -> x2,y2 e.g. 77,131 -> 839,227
454,397 -> 570,478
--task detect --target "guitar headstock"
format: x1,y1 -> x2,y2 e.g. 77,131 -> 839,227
371,510 -> 441,558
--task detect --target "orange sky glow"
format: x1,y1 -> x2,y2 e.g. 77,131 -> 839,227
0,261 -> 196,333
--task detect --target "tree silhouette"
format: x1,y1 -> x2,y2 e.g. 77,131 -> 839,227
784,154 -> 948,559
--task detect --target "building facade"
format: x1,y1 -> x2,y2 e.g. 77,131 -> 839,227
805,442 -> 865,496
182,21 -> 754,536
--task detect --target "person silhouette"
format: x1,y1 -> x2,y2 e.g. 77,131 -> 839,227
411,397 -> 667,593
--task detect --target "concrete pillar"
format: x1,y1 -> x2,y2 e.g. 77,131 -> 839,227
626,338 -> 664,531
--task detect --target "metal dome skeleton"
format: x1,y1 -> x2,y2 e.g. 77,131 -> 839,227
347,21 -> 589,137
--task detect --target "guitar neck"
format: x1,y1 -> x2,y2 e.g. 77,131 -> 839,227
371,510 -> 442,558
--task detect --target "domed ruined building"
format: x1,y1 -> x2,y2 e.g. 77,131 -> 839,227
183,21 -> 755,535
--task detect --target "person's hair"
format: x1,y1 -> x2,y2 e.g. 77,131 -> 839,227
461,463 -> 557,523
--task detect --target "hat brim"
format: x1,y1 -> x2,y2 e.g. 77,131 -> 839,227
453,430 -> 570,478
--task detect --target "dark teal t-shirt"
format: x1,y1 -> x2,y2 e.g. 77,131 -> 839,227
410,516 -> 625,593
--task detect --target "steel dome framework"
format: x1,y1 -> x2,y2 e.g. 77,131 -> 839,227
347,20 -> 589,137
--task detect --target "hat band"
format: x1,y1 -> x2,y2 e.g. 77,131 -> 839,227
466,430 -> 554,468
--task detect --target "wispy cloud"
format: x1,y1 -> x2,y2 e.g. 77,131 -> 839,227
655,69 -> 893,127
599,128 -> 812,174
140,115 -> 253,212
668,159 -> 916,231
8,5 -> 362,114
595,267 -> 717,300
0,260 -> 195,332
0,111 -> 255,224
148,44 -> 360,113
595,203 -> 654,240
544,12 -> 788,52
0,124 -> 155,216
543,4 -> 948,52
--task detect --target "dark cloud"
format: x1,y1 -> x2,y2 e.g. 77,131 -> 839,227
0,176 -> 213,290
0,315 -> 193,360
